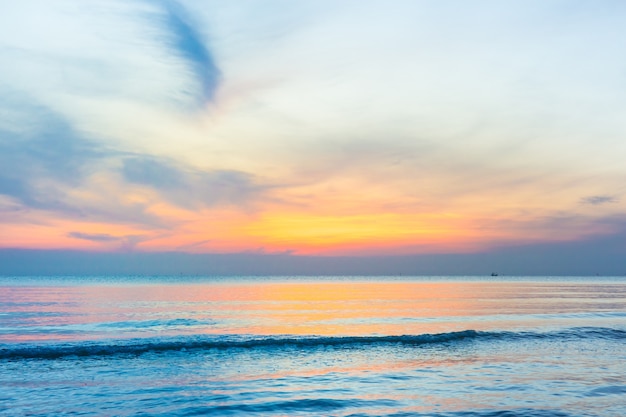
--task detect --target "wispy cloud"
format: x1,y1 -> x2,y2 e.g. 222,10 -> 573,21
121,156 -> 269,209
67,231 -> 150,251
581,195 -> 619,206
67,232 -> 120,243
0,96 -> 107,209
0,97 -> 167,229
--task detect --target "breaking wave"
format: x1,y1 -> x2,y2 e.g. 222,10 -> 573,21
1,327 -> 623,361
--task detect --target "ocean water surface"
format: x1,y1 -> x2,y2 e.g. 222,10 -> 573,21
1,276 -> 625,416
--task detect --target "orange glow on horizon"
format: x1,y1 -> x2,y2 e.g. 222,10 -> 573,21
1,197 -> 614,255
233,211 -> 493,254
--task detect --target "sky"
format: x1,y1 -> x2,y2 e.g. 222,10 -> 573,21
1,0 -> 626,274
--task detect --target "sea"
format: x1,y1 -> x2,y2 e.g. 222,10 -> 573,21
1,276 -> 625,417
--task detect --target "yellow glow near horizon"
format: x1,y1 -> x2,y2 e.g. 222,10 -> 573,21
236,211 -> 479,254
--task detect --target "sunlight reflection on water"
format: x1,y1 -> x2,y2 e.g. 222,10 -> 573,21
2,278 -> 625,342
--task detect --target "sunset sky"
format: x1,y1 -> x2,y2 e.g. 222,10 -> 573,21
1,1 -> 626,273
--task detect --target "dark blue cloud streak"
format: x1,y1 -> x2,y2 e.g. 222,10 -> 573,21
159,0 -> 220,107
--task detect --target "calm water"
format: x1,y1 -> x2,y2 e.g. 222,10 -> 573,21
1,276 -> 625,416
